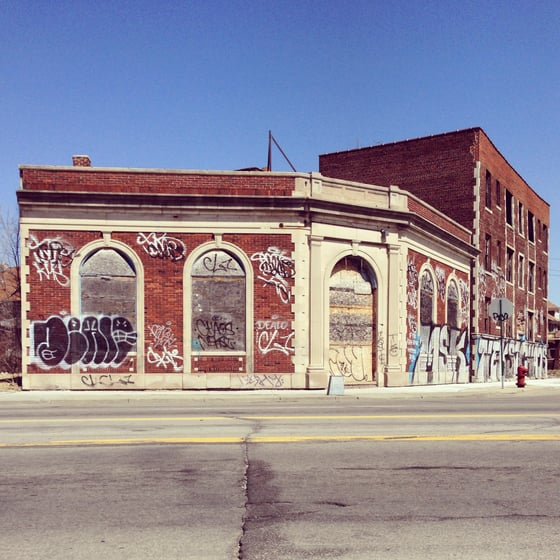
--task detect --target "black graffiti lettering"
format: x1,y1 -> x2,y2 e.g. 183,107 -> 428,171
202,253 -> 238,274
195,317 -> 236,350
81,373 -> 135,388
32,315 -> 137,369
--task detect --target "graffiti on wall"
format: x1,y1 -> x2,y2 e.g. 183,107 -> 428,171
328,346 -> 370,382
137,232 -> 186,262
251,246 -> 295,303
147,321 -> 184,371
240,373 -> 286,388
199,251 -> 240,274
435,266 -> 446,301
478,268 -> 506,313
28,235 -> 76,286
473,335 -> 547,381
256,316 -> 294,355
407,257 -> 419,310
408,323 -> 470,384
459,278 -> 470,325
32,315 -> 137,369
194,315 -> 238,350
81,373 -> 135,388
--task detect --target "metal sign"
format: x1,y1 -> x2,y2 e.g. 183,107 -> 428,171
489,298 -> 513,322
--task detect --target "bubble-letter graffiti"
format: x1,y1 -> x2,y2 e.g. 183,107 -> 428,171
32,315 -> 137,369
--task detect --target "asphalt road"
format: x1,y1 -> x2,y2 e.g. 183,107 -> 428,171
1,387 -> 559,559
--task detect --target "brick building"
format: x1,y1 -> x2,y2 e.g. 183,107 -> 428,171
320,128 -> 549,381
18,156 -> 476,390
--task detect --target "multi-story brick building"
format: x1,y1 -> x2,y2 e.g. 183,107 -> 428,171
18,156 -> 477,390
320,128 -> 549,381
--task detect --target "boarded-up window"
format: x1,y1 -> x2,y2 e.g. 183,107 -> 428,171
80,249 -> 137,322
328,256 -> 377,384
420,270 -> 434,326
191,250 -> 245,352
447,280 -> 459,329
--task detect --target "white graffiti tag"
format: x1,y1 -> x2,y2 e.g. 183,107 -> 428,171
137,232 -> 186,262
147,321 -> 184,371
251,246 -> 295,304
28,235 -> 76,286
256,317 -> 294,355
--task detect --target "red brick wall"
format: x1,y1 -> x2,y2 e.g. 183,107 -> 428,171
320,128 -> 478,230
20,168 -> 296,197
25,229 -> 295,376
476,131 -> 549,340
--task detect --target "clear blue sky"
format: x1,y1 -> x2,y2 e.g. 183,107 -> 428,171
2,0 -> 559,299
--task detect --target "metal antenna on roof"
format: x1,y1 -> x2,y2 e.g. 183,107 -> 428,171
266,130 -> 297,172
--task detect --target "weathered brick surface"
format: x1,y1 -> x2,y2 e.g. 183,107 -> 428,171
20,168 -> 295,196
320,128 -> 550,341
25,229 -> 295,376
320,129 -> 478,229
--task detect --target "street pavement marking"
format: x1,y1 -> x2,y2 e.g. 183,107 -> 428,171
2,433 -> 560,448
1,413 -> 558,424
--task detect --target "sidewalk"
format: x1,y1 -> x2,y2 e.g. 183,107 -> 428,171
1,377 -> 559,402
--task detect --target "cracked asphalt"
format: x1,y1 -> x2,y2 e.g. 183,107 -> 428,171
1,387 -> 559,559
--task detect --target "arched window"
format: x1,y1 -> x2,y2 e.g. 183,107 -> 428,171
191,250 -> 246,352
74,248 -> 138,366
447,280 -> 459,329
419,270 -> 434,326
80,249 -> 137,321
328,256 -> 377,384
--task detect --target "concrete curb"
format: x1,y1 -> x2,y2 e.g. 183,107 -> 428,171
1,378 -> 559,402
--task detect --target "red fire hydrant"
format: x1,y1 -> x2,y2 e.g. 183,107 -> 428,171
516,365 -> 528,388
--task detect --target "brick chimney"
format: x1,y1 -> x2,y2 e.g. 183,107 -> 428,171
72,155 -> 91,167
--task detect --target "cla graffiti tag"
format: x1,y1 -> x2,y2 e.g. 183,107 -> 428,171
255,317 -> 294,355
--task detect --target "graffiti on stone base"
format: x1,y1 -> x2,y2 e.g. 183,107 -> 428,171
147,321 -> 184,371
329,346 -> 369,382
81,374 -> 135,388
32,315 -> 137,369
240,373 -> 286,388
28,235 -> 76,286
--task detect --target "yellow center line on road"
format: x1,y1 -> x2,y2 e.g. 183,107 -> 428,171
0,412 -> 558,424
2,433 -> 560,448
